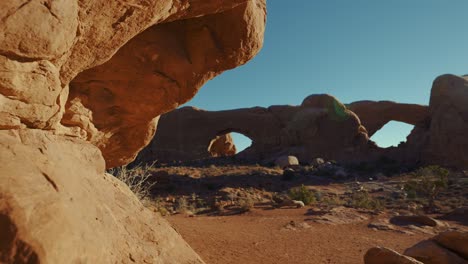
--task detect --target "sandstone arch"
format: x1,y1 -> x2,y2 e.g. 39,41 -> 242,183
135,94 -> 370,164
347,101 -> 429,137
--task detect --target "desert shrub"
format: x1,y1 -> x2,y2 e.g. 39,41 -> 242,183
108,163 -> 156,200
190,193 -> 208,211
237,197 -> 254,212
154,197 -> 170,216
404,165 -> 449,208
319,195 -> 344,210
288,185 -> 316,205
348,190 -> 383,210
212,198 -> 226,212
175,196 -> 191,214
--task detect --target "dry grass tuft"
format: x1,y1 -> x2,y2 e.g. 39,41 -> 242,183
109,163 -> 157,201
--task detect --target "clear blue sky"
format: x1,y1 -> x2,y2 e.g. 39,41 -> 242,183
184,0 -> 468,151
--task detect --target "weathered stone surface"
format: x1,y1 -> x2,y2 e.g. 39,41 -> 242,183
135,94 -> 370,164
0,0 -> 266,262
439,207 -> 468,225
400,75 -> 468,168
0,130 -> 204,263
347,101 -> 429,137
0,0 -> 266,168
66,1 -> 266,168
434,231 -> 468,260
404,240 -> 467,264
364,247 -> 423,264
208,134 -> 237,157
421,74 -> 468,168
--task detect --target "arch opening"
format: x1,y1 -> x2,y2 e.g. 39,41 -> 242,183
370,121 -> 415,148
207,132 -> 253,157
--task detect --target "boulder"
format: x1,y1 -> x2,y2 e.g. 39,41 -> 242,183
433,231 -> 468,260
404,240 -> 467,264
208,134 -> 237,157
364,247 -> 423,264
439,207 -> 468,225
135,94 -> 370,164
275,156 -> 300,168
0,130 -> 203,263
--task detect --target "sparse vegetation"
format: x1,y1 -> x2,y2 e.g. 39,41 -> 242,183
175,196 -> 192,214
237,197 -> 255,212
108,163 -> 156,200
153,197 -> 170,216
288,185 -> 316,205
403,165 -> 449,209
123,162 -> 464,217
319,195 -> 345,211
347,190 -> 383,211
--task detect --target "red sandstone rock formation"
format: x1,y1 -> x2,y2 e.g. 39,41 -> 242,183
68,1 -> 266,168
347,75 -> 468,169
135,94 -> 370,164
404,74 -> 468,168
0,0 -> 266,262
347,101 -> 429,137
364,231 -> 468,264
0,130 -> 203,263
208,134 -> 237,157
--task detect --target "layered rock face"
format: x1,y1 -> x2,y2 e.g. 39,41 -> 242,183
347,101 -> 429,137
135,94 -> 370,164
0,0 -> 266,262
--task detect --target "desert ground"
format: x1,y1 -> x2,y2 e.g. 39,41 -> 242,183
115,159 -> 468,263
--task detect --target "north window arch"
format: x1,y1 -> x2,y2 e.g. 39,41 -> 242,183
370,121 -> 415,148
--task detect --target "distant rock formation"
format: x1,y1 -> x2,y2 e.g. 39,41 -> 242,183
347,101 -> 429,137
135,94 -> 370,164
0,0 -> 266,262
404,74 -> 468,168
138,74 -> 468,169
208,134 -> 237,157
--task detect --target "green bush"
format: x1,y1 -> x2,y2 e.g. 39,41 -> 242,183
404,165 -> 449,208
288,185 -> 316,205
348,190 -> 383,210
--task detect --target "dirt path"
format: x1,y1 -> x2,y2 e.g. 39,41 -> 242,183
167,208 -> 430,264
